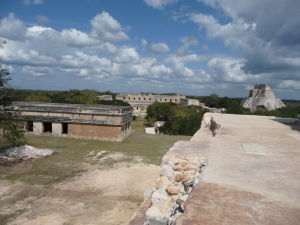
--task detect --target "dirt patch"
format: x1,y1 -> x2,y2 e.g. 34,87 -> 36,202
1,163 -> 159,225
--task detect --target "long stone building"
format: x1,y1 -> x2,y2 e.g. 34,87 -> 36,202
242,84 -> 285,111
13,102 -> 133,142
116,93 -> 186,117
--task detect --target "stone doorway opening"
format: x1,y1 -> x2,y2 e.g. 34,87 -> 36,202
26,121 -> 33,132
62,123 -> 68,134
43,122 -> 52,133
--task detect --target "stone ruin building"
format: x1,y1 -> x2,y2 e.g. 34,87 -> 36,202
116,93 -> 186,117
180,98 -> 204,106
13,102 -> 133,142
242,84 -> 285,111
97,95 -> 113,101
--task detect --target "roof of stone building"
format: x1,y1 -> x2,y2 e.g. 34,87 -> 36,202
242,84 -> 285,111
117,93 -> 185,98
13,101 -> 132,115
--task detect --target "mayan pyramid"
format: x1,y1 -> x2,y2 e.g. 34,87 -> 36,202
242,84 -> 285,111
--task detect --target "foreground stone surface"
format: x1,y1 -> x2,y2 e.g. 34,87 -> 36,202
179,113 -> 300,225
130,113 -> 300,225
1,163 -> 159,225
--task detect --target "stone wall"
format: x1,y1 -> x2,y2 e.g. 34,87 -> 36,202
129,132 -> 209,225
52,123 -> 62,135
33,122 -> 43,134
28,122 -> 131,142
15,102 -> 133,141
68,123 -> 128,141
116,94 -> 185,104
21,111 -> 124,124
145,152 -> 207,225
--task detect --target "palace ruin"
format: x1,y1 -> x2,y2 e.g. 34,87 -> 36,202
13,102 -> 133,142
116,93 -> 186,117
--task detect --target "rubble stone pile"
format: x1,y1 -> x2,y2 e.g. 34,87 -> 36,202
0,145 -> 54,164
145,152 -> 207,225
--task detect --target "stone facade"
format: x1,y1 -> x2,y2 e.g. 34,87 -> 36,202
97,95 -> 113,101
242,84 -> 285,111
116,93 -> 186,117
180,98 -> 204,106
13,102 -> 133,142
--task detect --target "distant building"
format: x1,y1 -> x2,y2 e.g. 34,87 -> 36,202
180,98 -> 204,106
13,102 -> 132,142
97,95 -> 113,101
116,93 -> 186,117
242,84 -> 285,111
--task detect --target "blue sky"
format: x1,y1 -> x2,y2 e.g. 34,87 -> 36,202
0,0 -> 299,99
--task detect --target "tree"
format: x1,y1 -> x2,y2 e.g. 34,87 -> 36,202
146,102 -> 174,123
203,94 -> 220,108
146,102 -> 207,136
0,40 -> 26,147
25,93 -> 52,102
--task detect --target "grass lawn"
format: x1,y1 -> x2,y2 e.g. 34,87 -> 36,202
0,125 -> 190,185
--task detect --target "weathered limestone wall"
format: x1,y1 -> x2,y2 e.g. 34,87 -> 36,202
129,123 -> 209,225
67,123 -> 129,141
28,122 -> 131,141
52,123 -> 62,136
21,111 -> 123,124
33,122 -> 43,134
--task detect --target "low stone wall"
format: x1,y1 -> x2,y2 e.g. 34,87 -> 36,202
145,154 -> 207,225
128,112 -> 213,225
129,138 -> 209,225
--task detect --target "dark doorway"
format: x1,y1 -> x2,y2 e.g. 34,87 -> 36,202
26,121 -> 33,132
43,122 -> 52,133
257,105 -> 266,110
62,123 -> 68,134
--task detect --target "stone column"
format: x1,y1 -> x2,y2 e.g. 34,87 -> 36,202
33,122 -> 43,134
52,123 -> 62,136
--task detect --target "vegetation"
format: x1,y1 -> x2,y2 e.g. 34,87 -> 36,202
188,94 -> 245,114
0,40 -> 26,147
146,102 -> 207,136
189,94 -> 300,118
250,105 -> 300,118
7,88 -> 129,106
0,124 -> 190,184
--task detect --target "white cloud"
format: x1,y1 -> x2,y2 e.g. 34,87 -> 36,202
190,13 -> 256,49
22,66 -> 52,76
149,42 -> 170,53
278,80 -> 300,90
114,46 -> 140,63
207,57 -> 263,82
193,0 -> 300,81
144,0 -> 178,9
23,0 -> 44,5
3,10 -> 293,97
90,11 -> 129,42
0,13 -> 26,40
167,54 -> 206,64
178,36 -> 198,55
61,29 -> 97,47
0,64 -> 14,73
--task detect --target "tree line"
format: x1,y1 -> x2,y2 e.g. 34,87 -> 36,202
7,89 -> 130,106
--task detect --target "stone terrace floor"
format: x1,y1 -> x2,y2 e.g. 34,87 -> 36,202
175,113 -> 300,225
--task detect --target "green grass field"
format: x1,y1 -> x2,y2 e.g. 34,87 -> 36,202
0,125 -> 190,185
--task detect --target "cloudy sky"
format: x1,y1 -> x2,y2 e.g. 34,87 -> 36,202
0,0 -> 299,99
